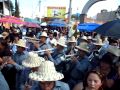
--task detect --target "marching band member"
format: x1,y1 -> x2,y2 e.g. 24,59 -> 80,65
33,32 -> 49,57
45,37 -> 66,71
67,42 -> 91,89
65,36 -> 76,55
7,39 -> 28,90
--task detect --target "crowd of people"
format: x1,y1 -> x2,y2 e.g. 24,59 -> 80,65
0,25 -> 120,90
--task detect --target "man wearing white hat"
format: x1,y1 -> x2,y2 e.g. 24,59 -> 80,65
106,45 -> 120,64
7,39 -> 28,90
87,36 -> 94,52
67,42 -> 91,89
29,61 -> 70,90
92,38 -> 107,58
34,32 -> 49,57
45,37 -> 67,71
65,36 -> 76,55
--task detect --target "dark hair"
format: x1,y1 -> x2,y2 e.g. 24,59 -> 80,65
100,54 -> 113,66
53,32 -> 57,37
0,38 -> 12,57
83,70 -> 104,90
108,38 -> 118,45
0,38 -> 8,47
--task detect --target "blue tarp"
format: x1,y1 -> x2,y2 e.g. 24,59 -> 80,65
24,18 -> 40,24
48,19 -> 67,27
77,23 -> 101,32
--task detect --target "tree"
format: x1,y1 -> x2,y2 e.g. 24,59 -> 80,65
14,0 -> 20,17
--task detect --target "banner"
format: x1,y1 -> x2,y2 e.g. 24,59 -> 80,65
47,7 -> 66,18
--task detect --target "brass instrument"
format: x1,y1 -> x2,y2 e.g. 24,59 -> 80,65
65,54 -> 77,58
64,54 -> 77,61
88,47 -> 103,61
31,48 -> 55,53
24,36 -> 40,43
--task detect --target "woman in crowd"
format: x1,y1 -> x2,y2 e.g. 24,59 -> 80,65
73,70 -> 104,90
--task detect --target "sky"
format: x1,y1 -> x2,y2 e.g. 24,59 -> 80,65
12,0 -> 120,18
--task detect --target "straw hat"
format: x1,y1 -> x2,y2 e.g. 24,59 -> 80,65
15,39 -> 26,48
93,39 -> 103,46
107,45 -> 120,57
40,32 -> 48,37
75,42 -> 89,53
67,36 -> 76,43
22,52 -> 45,68
2,32 -> 9,38
57,37 -> 67,47
29,61 -> 64,81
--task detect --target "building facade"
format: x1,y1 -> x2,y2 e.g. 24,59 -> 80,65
0,0 -> 10,16
96,9 -> 117,22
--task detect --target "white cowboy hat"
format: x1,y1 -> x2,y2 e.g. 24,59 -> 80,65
54,30 -> 59,34
75,42 -> 89,53
93,39 -> 103,46
29,61 -> 64,81
15,39 -> 26,48
40,32 -> 48,37
87,36 -> 92,40
81,36 -> 88,41
44,28 -> 48,31
57,37 -> 67,47
0,34 -> 3,38
22,52 -> 45,68
67,36 -> 76,43
107,45 -> 120,57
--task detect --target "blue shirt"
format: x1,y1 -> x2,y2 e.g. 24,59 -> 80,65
70,56 -> 91,80
48,49 -> 65,65
12,51 -> 28,90
30,81 -> 70,90
0,71 -> 9,90
12,51 -> 28,70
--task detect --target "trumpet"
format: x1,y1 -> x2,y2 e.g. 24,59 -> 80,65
88,47 -> 103,61
24,36 -> 40,41
64,54 -> 78,61
24,36 -> 40,43
65,54 -> 77,58
31,48 -> 55,53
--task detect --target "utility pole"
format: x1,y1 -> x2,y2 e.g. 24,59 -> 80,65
38,0 -> 41,22
68,0 -> 72,25
39,0 -> 41,13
